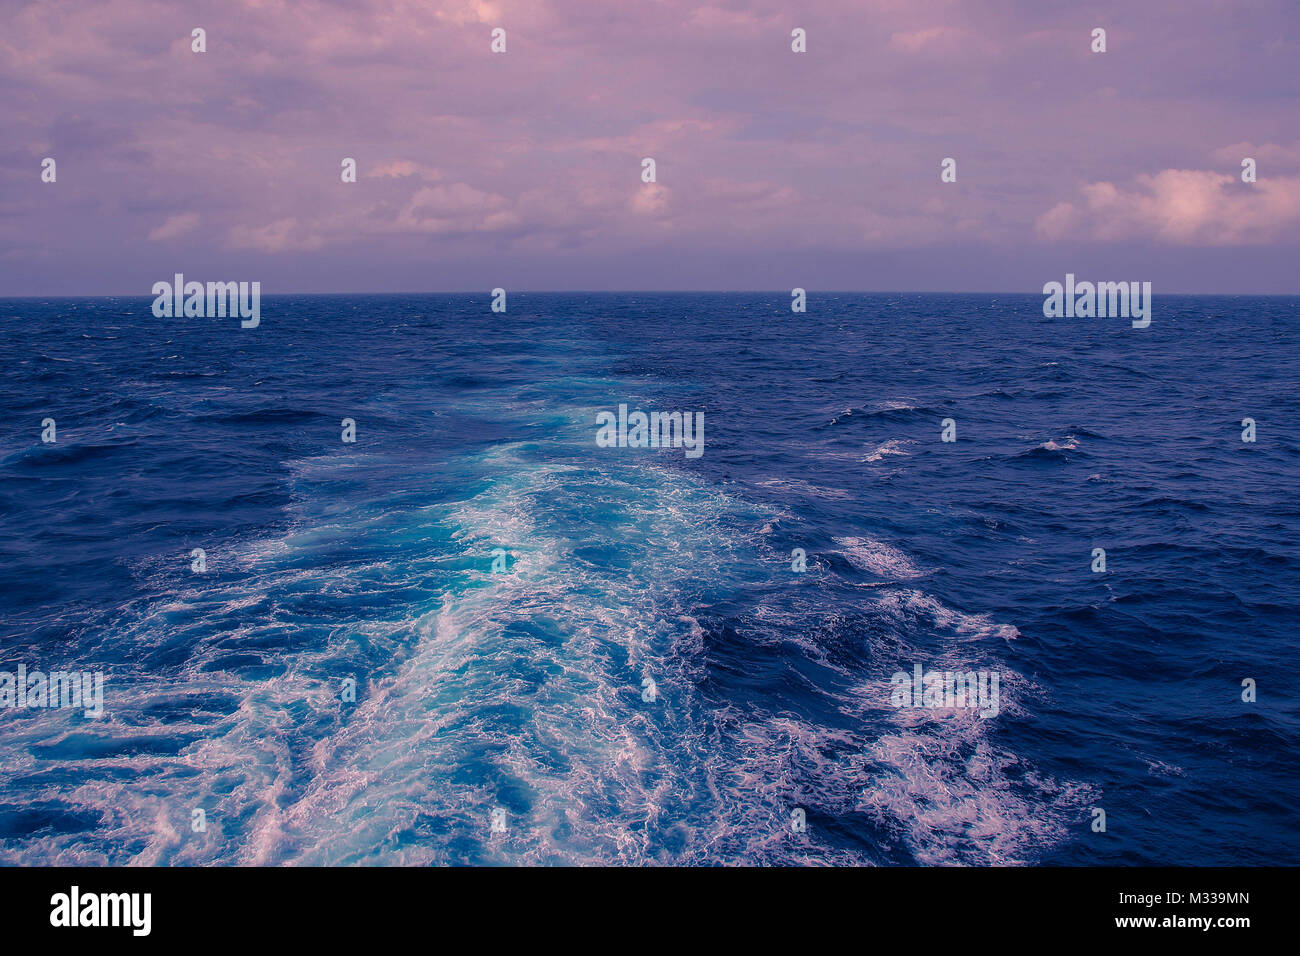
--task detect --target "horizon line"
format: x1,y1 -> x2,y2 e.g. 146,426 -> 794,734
3,289 -> 1299,300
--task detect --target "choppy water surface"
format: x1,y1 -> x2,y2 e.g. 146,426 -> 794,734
1,292 -> 1296,865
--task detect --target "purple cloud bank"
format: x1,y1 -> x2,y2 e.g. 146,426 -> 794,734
2,0 -> 1298,293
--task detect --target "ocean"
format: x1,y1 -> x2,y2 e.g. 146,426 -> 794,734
0,291 -> 1296,865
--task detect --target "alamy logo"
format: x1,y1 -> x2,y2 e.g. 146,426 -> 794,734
1042,273 -> 1151,328
50,886 -> 151,936
0,664 -> 104,718
890,663 -> 1000,718
151,273 -> 260,328
595,404 -> 704,458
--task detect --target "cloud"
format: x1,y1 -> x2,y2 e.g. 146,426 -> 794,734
362,183 -> 518,237
227,218 -> 324,253
2,0 -> 1298,292
1036,169 -> 1300,245
888,27 -> 967,54
147,212 -> 200,241
1209,142 -> 1300,171
630,183 -> 670,217
433,0 -> 503,26
370,161 -> 442,180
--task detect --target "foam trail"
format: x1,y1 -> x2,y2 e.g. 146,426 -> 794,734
0,417 -> 1089,866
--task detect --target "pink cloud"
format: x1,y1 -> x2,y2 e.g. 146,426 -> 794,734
630,183 -> 670,217
148,213 -> 201,241
227,218 -> 325,253
1037,169 -> 1300,245
1210,141 -> 1300,171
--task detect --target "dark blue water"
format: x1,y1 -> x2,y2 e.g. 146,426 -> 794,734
1,292 -> 1296,865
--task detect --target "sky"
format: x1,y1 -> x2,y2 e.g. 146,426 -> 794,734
2,0 -> 1298,295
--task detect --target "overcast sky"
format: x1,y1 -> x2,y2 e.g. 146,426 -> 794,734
3,0 -> 1298,294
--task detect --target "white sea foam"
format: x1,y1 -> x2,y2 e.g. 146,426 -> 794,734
753,477 -> 852,500
835,535 -> 926,580
862,439 -> 913,463
1039,436 -> 1080,452
0,433 -> 1083,867
863,588 -> 1018,641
